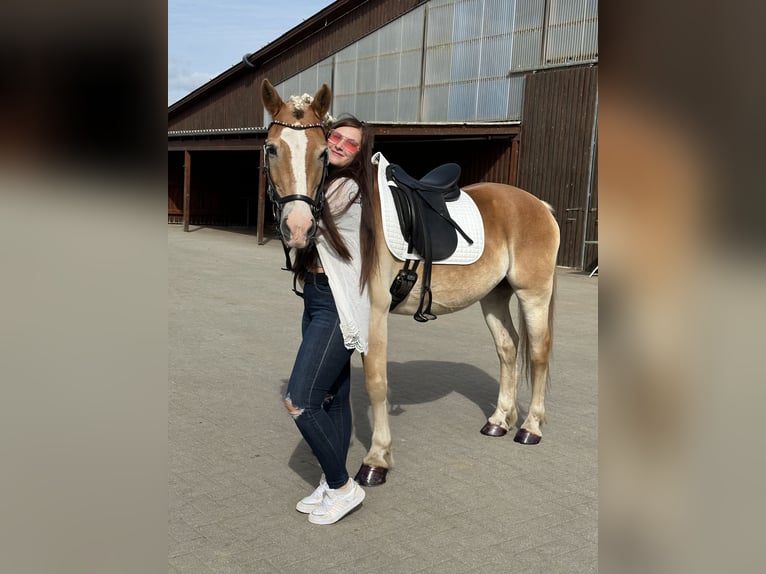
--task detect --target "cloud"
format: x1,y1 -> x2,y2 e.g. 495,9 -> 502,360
168,58 -> 213,105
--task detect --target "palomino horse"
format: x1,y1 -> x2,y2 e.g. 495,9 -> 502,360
261,80 -> 560,487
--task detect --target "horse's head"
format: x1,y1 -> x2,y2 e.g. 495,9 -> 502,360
261,79 -> 332,249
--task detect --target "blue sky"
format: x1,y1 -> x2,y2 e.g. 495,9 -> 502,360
168,0 -> 334,106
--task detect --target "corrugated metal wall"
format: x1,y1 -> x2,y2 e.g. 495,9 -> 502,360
517,64 -> 597,268
544,0 -> 598,65
330,6 -> 427,121
286,0 -> 597,123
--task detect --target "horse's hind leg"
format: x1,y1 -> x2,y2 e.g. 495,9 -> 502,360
513,281 -> 555,444
479,281 -> 520,437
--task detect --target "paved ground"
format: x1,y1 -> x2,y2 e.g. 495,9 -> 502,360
169,225 -> 598,573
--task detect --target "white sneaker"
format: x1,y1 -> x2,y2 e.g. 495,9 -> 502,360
308,480 -> 365,525
295,474 -> 329,513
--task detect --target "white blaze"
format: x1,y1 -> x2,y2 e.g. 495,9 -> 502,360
280,128 -> 308,196
279,127 -> 314,247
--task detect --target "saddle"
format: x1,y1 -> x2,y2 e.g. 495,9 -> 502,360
386,162 -> 474,322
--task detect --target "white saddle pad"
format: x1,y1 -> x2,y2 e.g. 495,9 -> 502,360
372,151 -> 484,264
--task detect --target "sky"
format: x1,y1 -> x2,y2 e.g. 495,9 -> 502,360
168,0 -> 335,106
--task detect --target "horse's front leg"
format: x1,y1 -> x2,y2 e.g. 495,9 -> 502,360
354,302 -> 392,486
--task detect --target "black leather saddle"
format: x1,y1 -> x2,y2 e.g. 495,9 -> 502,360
386,163 -> 474,322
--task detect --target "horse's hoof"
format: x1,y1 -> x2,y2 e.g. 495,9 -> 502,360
480,422 -> 508,437
355,464 -> 388,486
513,429 -> 542,444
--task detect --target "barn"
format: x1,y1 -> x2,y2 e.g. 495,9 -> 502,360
168,0 -> 597,269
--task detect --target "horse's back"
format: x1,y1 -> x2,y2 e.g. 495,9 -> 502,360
463,182 -> 560,285
463,181 -> 557,240
464,182 -> 555,227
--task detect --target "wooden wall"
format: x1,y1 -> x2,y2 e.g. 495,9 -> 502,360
517,65 -> 598,268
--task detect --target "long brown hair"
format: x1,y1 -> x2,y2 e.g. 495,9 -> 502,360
293,114 -> 378,291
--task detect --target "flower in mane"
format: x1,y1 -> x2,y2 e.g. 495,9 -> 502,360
288,93 -> 313,113
288,93 -> 334,127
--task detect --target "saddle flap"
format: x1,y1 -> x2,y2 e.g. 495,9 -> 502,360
388,184 -> 413,241
412,198 -> 458,260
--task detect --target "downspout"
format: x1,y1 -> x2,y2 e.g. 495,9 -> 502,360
580,89 -> 598,269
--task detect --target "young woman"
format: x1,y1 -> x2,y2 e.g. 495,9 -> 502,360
284,115 -> 377,525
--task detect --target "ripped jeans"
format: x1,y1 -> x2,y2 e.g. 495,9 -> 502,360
285,279 -> 355,489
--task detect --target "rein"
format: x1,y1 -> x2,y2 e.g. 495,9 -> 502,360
263,120 -> 329,220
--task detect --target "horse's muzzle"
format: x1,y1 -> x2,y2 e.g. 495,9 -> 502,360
280,215 -> 316,248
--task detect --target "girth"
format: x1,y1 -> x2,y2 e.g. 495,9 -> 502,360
386,162 -> 474,322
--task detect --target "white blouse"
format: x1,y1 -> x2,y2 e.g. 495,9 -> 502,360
313,178 -> 370,353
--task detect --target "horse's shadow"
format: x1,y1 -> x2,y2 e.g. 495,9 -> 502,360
284,360 -> 522,484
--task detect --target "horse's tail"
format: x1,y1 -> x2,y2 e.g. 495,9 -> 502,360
546,277 -> 556,386
517,275 -> 556,388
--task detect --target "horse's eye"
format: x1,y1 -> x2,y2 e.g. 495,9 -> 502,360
319,148 -> 329,164
265,143 -> 277,156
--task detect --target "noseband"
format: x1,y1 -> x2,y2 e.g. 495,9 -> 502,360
263,120 -> 329,220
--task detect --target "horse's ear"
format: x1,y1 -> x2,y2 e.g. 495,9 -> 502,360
311,83 -> 332,119
261,79 -> 283,118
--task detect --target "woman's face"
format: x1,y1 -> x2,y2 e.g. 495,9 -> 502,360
327,126 -> 362,168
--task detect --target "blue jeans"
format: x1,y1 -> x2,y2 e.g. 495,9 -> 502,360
286,280 -> 354,489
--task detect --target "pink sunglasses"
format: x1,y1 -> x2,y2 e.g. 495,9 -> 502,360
327,130 -> 360,154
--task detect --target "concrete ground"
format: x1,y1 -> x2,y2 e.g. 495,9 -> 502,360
169,225 -> 598,573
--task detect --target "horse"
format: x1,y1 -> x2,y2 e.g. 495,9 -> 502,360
261,80 -> 560,487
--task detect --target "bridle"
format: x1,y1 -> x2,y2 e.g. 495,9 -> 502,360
263,120 -> 329,221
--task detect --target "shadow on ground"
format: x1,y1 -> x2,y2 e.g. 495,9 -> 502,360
285,359 -> 519,484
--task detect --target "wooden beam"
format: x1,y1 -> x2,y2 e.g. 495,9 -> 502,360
168,139 -> 263,151
183,150 -> 191,232
369,124 -> 519,139
510,136 -> 520,187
